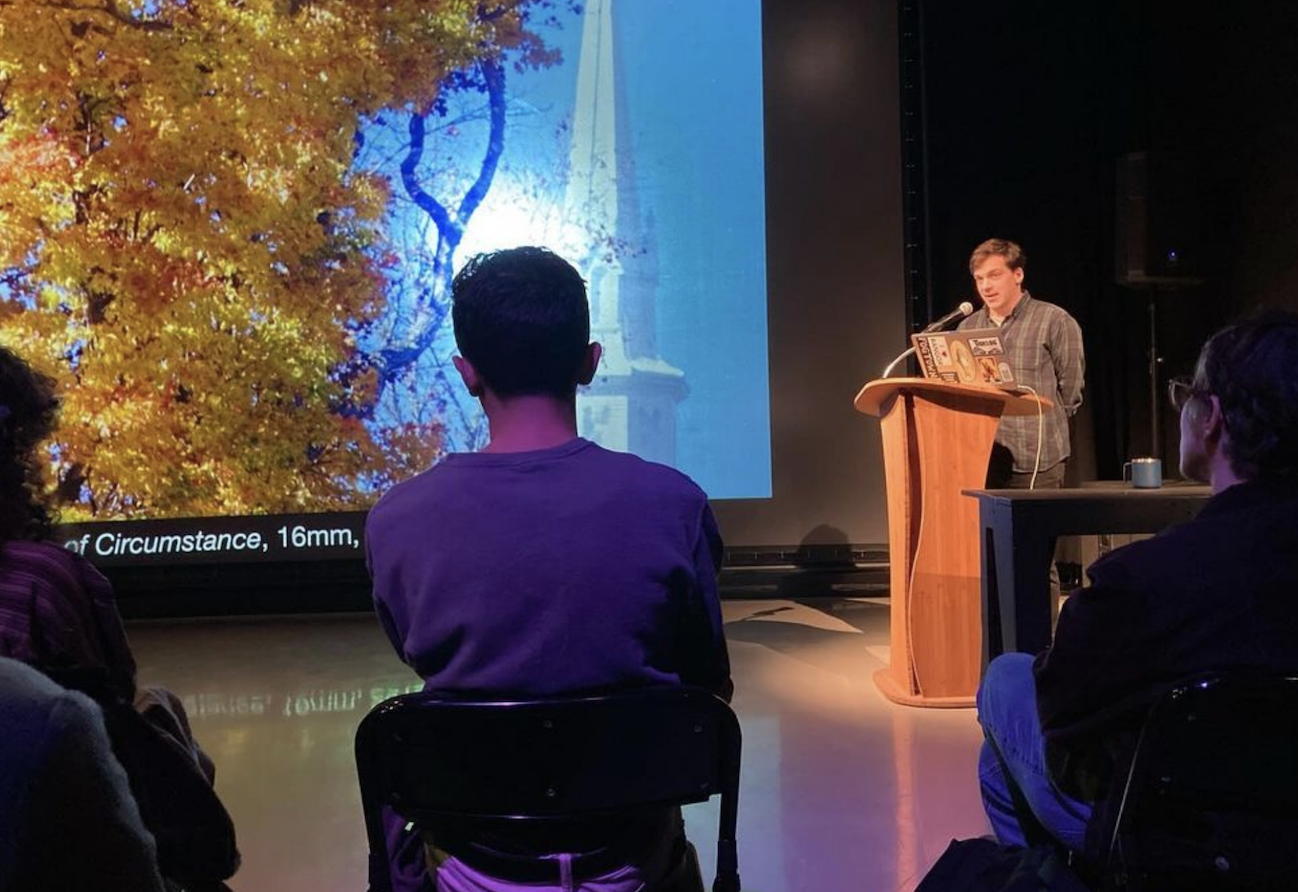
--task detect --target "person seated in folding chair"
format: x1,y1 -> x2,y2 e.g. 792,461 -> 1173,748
365,247 -> 733,892
0,346 -> 239,891
0,656 -> 166,892
975,310 -> 1298,855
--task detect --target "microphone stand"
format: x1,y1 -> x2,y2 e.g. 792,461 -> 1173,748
880,347 -> 915,379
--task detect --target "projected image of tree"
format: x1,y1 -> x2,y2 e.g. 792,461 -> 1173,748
1,0 -> 771,528
0,0 -> 573,519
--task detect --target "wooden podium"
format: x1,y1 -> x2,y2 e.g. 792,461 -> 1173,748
854,378 -> 1050,707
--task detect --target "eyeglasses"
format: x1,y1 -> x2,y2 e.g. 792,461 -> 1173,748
1167,375 -> 1206,412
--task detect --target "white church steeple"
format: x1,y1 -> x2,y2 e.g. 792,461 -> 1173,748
566,0 -> 687,464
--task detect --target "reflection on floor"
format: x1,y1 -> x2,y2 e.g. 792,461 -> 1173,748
127,598 -> 990,892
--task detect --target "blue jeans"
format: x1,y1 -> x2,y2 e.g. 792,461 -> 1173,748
977,653 -> 1093,851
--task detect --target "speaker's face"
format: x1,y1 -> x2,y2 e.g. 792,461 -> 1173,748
971,255 -> 1025,319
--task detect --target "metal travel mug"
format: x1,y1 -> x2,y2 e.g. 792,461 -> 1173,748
1123,457 -> 1163,488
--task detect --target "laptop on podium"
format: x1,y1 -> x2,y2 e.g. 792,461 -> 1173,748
910,328 -> 1026,390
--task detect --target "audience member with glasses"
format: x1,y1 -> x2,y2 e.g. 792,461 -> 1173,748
974,309 -> 1298,854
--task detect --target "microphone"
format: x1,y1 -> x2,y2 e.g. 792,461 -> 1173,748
879,301 -> 978,377
921,301 -> 976,333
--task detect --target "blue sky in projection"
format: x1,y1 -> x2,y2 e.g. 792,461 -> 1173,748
366,1 -> 769,499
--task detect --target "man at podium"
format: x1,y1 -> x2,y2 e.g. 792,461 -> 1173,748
958,239 -> 1085,491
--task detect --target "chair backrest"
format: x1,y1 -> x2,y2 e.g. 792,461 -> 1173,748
1104,673 -> 1298,891
355,685 -> 741,892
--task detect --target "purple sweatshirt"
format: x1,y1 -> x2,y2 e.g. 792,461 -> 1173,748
365,438 -> 731,700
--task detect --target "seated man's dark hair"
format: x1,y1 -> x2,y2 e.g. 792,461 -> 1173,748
451,247 -> 591,399
0,346 -> 60,544
1196,309 -> 1298,479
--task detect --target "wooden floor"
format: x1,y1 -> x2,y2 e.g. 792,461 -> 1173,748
128,598 -> 990,892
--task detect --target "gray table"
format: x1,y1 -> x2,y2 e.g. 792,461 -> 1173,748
963,483 -> 1213,665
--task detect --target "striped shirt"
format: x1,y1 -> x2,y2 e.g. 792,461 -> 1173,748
959,292 -> 1085,472
0,539 -> 137,702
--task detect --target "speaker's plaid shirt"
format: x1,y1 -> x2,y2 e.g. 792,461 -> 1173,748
959,292 -> 1085,473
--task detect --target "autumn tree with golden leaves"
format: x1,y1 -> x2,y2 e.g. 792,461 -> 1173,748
0,0 -> 560,519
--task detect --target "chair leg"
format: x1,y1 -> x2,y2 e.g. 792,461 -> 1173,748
713,839 -> 741,892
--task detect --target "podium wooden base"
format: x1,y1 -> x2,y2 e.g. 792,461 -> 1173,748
856,378 -> 1050,709
874,667 -> 975,709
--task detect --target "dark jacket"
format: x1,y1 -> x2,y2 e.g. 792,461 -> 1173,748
1033,477 -> 1298,797
0,657 -> 165,892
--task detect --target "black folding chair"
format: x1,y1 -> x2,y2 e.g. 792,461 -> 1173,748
355,685 -> 742,892
1101,673 -> 1298,891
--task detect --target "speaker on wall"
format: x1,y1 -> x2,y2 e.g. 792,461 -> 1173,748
1114,151 -> 1204,286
